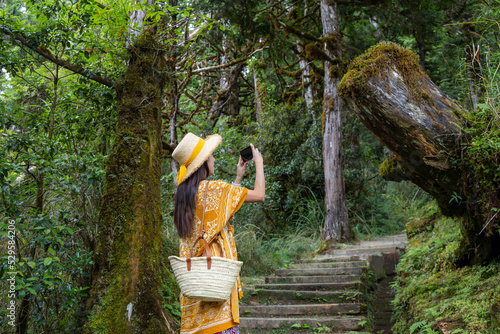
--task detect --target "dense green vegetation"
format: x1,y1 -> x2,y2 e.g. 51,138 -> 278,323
0,0 -> 499,332
394,203 -> 500,333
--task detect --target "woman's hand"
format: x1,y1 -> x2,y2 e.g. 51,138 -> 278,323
235,156 -> 248,184
250,144 -> 263,165
245,144 -> 265,202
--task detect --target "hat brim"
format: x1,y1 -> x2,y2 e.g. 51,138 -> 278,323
178,134 -> 222,185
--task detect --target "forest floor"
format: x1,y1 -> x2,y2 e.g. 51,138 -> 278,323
239,234 -> 407,333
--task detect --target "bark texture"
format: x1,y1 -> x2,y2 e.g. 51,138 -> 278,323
297,43 -> 314,109
253,66 -> 263,121
320,0 -> 353,243
339,42 -> 463,215
339,42 -> 500,265
84,34 -> 174,333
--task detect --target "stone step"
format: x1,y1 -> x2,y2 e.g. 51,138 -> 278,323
368,234 -> 407,242
289,260 -> 368,269
265,274 -> 361,284
354,241 -> 406,248
340,240 -> 406,248
332,246 -> 403,255
305,255 -> 367,263
243,289 -> 362,304
275,267 -> 364,277
240,328 -> 371,334
313,253 -> 381,262
254,281 -> 360,291
239,316 -> 366,331
240,303 -> 362,317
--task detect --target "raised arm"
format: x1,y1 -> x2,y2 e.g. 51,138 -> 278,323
243,144 -> 265,202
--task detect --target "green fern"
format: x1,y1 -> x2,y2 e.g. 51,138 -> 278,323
409,320 -> 427,334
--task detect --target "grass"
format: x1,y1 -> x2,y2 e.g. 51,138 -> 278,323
392,201 -> 500,333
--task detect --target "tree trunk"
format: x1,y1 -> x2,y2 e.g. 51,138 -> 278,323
320,0 -> 353,244
338,42 -> 500,265
84,33 -> 174,333
463,24 -> 482,110
253,66 -> 263,122
297,43 -> 314,110
300,0 -> 313,109
127,0 -> 154,46
416,36 -> 426,71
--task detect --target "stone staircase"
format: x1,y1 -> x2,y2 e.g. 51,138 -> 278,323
239,234 -> 407,333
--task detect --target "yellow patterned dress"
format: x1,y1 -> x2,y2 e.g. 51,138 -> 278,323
179,180 -> 248,334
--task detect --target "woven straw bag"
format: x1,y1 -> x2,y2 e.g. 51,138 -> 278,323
169,181 -> 243,302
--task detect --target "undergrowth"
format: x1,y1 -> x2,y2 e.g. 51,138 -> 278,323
392,201 -> 500,333
235,195 -> 322,276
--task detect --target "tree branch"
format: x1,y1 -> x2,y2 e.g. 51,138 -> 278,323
95,1 -> 110,10
191,48 -> 267,74
3,28 -> 114,88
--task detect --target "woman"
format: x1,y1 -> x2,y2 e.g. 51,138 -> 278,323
172,132 -> 265,334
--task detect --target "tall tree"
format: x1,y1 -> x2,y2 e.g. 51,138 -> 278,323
1,0 -> 177,331
320,0 -> 353,243
84,17 -> 174,334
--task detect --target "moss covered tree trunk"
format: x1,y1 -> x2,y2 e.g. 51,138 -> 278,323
84,33 -> 174,333
320,0 -> 353,244
338,42 -> 500,265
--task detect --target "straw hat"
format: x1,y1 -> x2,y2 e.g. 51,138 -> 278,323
172,133 -> 222,185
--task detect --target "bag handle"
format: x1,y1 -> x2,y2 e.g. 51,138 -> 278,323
187,181 -> 210,271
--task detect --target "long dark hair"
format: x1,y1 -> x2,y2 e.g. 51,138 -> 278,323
174,161 -> 209,238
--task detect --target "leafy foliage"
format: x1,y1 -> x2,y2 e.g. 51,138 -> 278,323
0,62 -> 109,331
1,0 -> 500,331
393,205 -> 500,333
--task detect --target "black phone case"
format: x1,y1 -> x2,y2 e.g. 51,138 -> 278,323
240,146 -> 253,162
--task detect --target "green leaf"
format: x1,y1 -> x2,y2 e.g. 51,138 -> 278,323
48,247 -> 56,255
410,320 -> 427,334
358,320 -> 367,327
26,287 -> 37,296
27,261 -> 36,269
44,257 -> 53,266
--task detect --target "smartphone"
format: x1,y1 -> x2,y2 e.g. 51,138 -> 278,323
240,146 -> 253,162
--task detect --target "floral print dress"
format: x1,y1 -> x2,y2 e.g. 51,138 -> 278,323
179,180 -> 247,334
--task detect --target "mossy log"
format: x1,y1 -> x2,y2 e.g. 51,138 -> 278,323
339,42 -> 500,265
83,34 -> 175,333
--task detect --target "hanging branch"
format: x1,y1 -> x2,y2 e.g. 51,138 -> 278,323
2,27 -> 114,88
191,47 -> 267,74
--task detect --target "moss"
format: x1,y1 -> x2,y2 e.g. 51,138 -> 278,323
378,158 -> 397,179
405,215 -> 437,238
322,34 -> 338,51
287,7 -> 298,20
329,64 -> 341,79
283,24 -> 319,42
338,41 -> 430,104
273,20 -> 280,30
276,67 -> 303,78
255,61 -> 267,69
309,62 -> 324,76
305,43 -> 332,62
393,213 -> 500,333
84,33 -> 174,333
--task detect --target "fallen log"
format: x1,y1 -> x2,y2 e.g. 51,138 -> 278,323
338,42 -> 500,265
